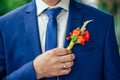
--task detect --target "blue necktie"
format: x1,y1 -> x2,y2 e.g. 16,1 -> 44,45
45,8 -> 62,51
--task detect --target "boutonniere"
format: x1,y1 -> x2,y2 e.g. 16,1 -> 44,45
66,20 -> 93,50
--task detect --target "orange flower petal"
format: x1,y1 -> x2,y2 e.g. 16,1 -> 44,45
77,36 -> 85,44
73,29 -> 81,36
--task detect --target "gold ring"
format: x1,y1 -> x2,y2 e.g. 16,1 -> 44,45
63,63 -> 66,69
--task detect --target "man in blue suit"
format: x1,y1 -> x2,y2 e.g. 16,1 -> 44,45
0,0 -> 120,80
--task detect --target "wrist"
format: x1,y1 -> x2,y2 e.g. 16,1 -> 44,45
33,59 -> 45,79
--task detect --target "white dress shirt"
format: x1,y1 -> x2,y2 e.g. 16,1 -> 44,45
35,0 -> 70,52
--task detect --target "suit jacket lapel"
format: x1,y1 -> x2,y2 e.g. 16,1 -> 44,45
24,1 -> 42,56
64,0 -> 84,49
61,1 -> 85,80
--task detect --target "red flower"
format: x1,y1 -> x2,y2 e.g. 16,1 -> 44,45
66,29 -> 90,45
66,36 -> 71,41
83,30 -> 90,41
77,36 -> 85,45
69,32 -> 72,35
66,20 -> 92,50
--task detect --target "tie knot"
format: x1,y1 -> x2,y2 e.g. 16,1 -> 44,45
45,8 -> 62,19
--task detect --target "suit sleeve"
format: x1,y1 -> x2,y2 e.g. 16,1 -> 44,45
5,62 -> 37,80
104,16 -> 120,80
0,18 -> 37,80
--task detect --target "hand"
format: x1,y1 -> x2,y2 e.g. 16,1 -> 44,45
33,48 -> 75,79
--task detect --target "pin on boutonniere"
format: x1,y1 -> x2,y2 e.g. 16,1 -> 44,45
66,20 -> 93,50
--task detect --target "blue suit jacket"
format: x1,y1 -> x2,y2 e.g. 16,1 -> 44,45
0,0 -> 120,80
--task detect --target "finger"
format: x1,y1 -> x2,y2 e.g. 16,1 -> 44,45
58,68 -> 71,76
55,61 -> 74,70
53,48 -> 72,56
60,53 -> 75,62
63,61 -> 74,69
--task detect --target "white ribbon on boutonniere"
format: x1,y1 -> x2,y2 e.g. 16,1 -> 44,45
66,20 -> 93,50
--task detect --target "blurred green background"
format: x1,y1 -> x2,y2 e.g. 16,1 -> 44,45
0,0 -> 120,52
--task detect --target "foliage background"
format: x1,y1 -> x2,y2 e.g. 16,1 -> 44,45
0,0 -> 31,16
0,0 -> 120,52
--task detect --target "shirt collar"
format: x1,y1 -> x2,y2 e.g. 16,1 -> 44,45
35,0 -> 70,16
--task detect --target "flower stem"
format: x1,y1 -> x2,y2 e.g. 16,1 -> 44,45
67,41 -> 75,50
